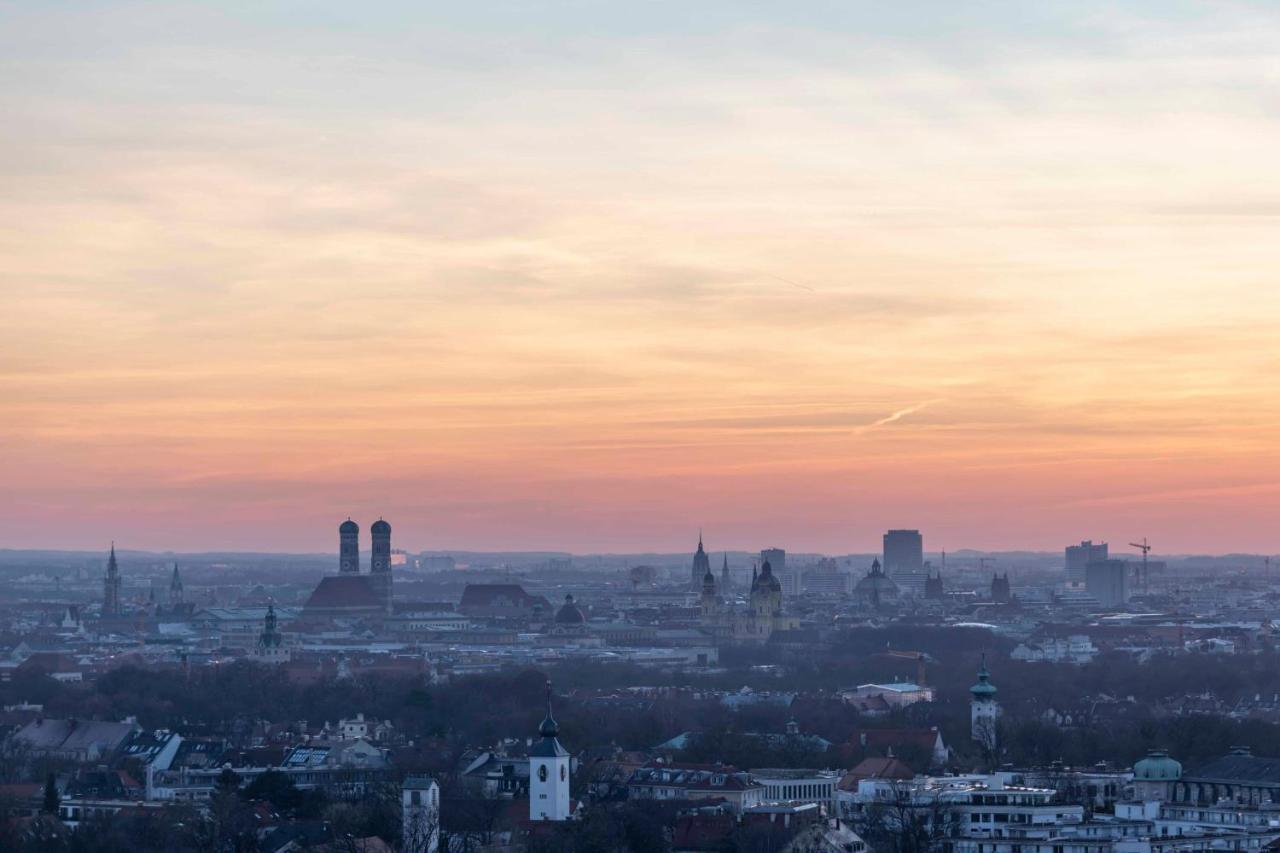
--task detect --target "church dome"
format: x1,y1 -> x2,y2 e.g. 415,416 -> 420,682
855,564 -> 899,596
539,712 -> 559,738
339,518 -> 359,534
554,594 -> 586,624
758,561 -> 782,591
371,518 -> 391,534
970,662 -> 998,697
1134,749 -> 1182,781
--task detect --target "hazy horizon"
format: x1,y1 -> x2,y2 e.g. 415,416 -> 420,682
4,2 -> 1279,553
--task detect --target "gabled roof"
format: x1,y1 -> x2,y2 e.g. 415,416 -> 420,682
458,584 -> 549,610
11,718 -> 138,754
304,576 -> 381,610
851,728 -> 944,753
841,757 -> 915,788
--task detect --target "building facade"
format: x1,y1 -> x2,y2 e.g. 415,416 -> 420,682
700,560 -> 800,643
883,530 -> 924,576
1067,540 -> 1109,586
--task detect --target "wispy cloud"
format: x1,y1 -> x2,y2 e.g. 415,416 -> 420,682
2,2 -> 1280,551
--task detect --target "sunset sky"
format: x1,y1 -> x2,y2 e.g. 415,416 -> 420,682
3,2 -> 1279,554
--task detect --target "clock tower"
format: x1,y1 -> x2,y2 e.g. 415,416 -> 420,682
529,681 -> 571,821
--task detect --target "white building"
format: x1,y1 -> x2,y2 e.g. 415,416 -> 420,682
971,658 -> 1000,750
750,768 -> 841,812
1011,635 -> 1100,665
402,775 -> 439,853
841,682 -> 935,708
529,682 -> 573,821
842,774 -> 1084,836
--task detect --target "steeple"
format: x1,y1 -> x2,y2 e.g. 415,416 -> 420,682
971,653 -> 997,698
970,653 -> 1000,751
539,679 -> 559,738
169,563 -> 184,607
259,603 -> 281,647
529,679 -> 571,820
102,542 -> 122,618
691,533 -> 712,591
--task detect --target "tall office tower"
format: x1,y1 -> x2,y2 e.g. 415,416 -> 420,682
1066,540 -> 1108,586
1085,558 -> 1129,608
339,518 -> 360,574
882,530 -> 924,576
103,543 -> 122,617
370,518 -> 393,612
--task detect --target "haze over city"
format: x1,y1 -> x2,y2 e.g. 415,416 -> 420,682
10,6 -> 1280,853
4,2 -> 1280,554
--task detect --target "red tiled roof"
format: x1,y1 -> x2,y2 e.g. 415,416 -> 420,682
850,728 -> 941,753
840,757 -> 915,789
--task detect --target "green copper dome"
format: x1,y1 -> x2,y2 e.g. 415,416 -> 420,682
1134,749 -> 1182,781
970,658 -> 997,697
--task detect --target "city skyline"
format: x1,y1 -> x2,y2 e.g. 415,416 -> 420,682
4,2 -> 1280,553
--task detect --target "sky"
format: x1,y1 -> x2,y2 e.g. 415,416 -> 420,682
2,1 -> 1279,555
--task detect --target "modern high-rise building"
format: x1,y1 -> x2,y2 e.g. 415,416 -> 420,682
1066,540 -> 1108,586
882,530 -> 924,576
1085,558 -> 1128,608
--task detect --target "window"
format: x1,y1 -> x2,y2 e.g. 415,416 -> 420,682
538,765 -> 548,782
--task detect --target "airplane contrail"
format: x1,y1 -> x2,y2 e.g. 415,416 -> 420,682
856,400 -> 938,434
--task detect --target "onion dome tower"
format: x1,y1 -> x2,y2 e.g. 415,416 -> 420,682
339,518 -> 360,574
370,518 -> 393,612
529,680 -> 571,821
970,654 -> 1000,749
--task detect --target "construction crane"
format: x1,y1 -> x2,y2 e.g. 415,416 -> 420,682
883,643 -> 930,687
1130,538 -> 1152,592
